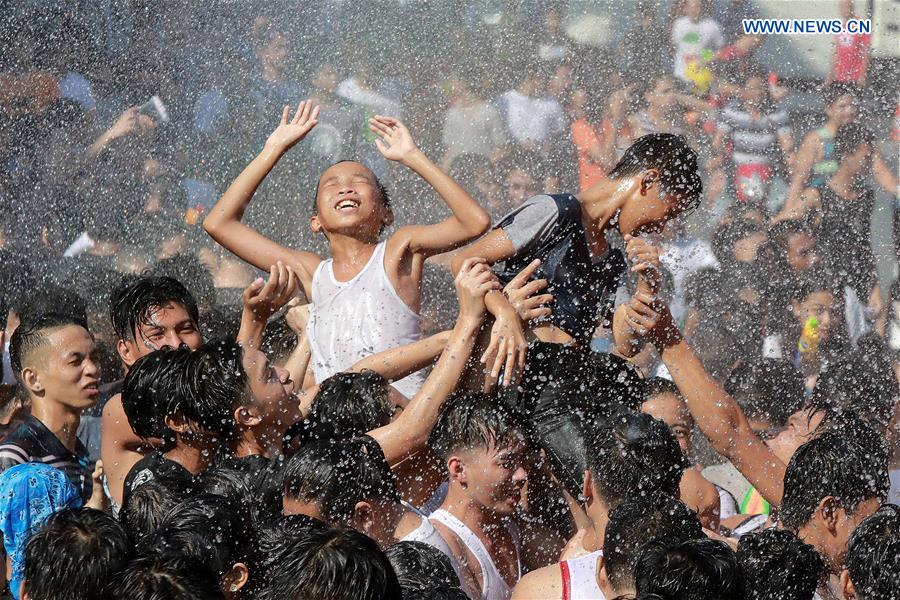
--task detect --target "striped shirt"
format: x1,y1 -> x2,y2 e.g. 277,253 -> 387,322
718,103 -> 791,166
0,416 -> 92,501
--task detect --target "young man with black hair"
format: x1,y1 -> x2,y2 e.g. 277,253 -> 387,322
840,503 -> 900,600
736,528 -> 825,600
257,527 -> 403,600
102,553 -> 225,600
385,540 -> 462,592
1,312 -> 100,500
511,413 -> 690,600
118,475 -> 195,544
631,537 -> 746,600
21,507 -> 133,600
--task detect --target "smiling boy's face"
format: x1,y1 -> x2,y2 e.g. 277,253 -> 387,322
311,162 -> 391,239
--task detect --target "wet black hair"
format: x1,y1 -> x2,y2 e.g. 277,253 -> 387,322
725,359 -> 805,429
403,588 -> 470,600
109,274 -> 199,342
256,528 -> 402,600
846,504 -> 900,600
633,538 -> 745,600
150,253 -> 216,310
780,432 -> 889,531
281,436 -> 400,526
644,377 -> 681,401
603,491 -> 704,591
736,528 -> 825,600
311,370 -> 392,435
23,508 -> 134,600
103,553 -> 224,600
789,267 -> 842,303
607,133 -> 702,208
260,315 -> 299,365
119,475 -> 195,545
385,541 -> 461,591
9,310 -> 90,388
122,346 -> 189,441
314,160 -> 391,210
428,392 -> 528,462
585,412 -> 688,510
249,513 -> 330,598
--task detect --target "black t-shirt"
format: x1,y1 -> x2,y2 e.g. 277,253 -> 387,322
0,416 -> 93,501
122,450 -> 196,506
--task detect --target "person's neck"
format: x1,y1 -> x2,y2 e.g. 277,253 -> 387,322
312,88 -> 337,107
577,177 -> 630,249
31,399 -> 80,453
328,233 -> 378,267
88,240 -> 120,256
234,428 -> 270,459
582,505 -> 609,553
442,486 -> 507,538
164,439 -> 213,475
824,119 -> 841,136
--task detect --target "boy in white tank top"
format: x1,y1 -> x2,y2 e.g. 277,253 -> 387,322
205,100 -> 490,398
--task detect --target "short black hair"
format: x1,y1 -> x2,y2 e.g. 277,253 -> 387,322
311,370 -> 392,435
736,529 -> 825,600
633,538 -> 746,600
724,359 -> 805,428
603,491 -> 703,591
780,432 -> 889,531
385,541 -> 461,591
249,514 -> 330,598
607,133 -> 703,209
109,275 -> 199,342
103,553 -> 224,600
644,377 -> 681,401
122,346 -> 190,441
403,588 -> 470,600
119,475 -> 195,544
789,267 -> 842,303
151,253 -> 216,310
428,392 -> 527,461
834,122 -> 875,160
585,412 -> 688,509
260,315 -> 299,365
23,508 -> 133,600
257,528 -> 402,600
9,310 -> 90,387
282,436 -> 400,526
846,504 -> 900,600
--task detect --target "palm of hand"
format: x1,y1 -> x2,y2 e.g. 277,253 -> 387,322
267,123 -> 311,150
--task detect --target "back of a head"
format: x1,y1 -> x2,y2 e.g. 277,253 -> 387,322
780,432 -> 889,531
110,275 -> 199,342
311,370 -> 392,435
428,392 -> 527,462
608,133 -> 702,209
282,437 -> 399,526
603,491 -> 704,592
122,346 -> 192,441
633,538 -> 746,600
846,504 -> 900,600
103,553 -> 224,600
403,588 -> 469,600
385,541 -> 461,591
586,412 -> 688,510
725,359 -> 805,429
258,528 -> 402,600
736,529 -> 825,600
119,475 -> 195,544
23,508 -> 133,600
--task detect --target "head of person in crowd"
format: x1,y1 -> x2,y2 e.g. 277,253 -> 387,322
9,309 -> 100,414
823,82 -> 859,128
21,508 -> 133,600
109,275 -> 202,369
596,490 -> 704,599
779,431 -> 889,573
632,537 -> 745,600
0,464 -> 83,600
712,218 -> 769,272
143,493 -> 252,597
641,378 -> 695,456
384,541 -> 461,592
248,514 -> 329,598
256,527 -> 402,600
498,149 -> 544,212
251,17 -> 290,78
769,219 -> 819,274
403,587 -> 470,600
830,122 -> 876,195
731,61 -> 775,113
736,528 -> 825,600
429,392 -> 529,519
122,346 -> 190,446
840,503 -> 900,600
103,553 -> 225,600
118,475 -> 194,544
634,72 -> 679,117
789,267 -> 845,348
259,315 -> 298,369
724,359 -> 805,441
281,436 -> 402,549
150,253 -> 217,315
604,133 -> 703,238
307,370 -> 402,432
311,159 -> 392,244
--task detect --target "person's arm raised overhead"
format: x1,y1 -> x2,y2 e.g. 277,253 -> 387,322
203,100 -> 322,298
236,261 -> 298,351
370,258 -> 496,466
370,116 -> 491,258
628,292 -> 787,506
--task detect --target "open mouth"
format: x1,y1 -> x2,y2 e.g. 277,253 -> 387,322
335,198 -> 361,212
83,382 -> 100,396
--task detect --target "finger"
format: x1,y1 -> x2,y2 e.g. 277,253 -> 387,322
516,340 -> 528,384
491,341 -> 507,381
524,307 -> 552,320
309,104 -> 321,123
628,299 -> 657,318
632,291 -> 657,306
509,259 -> 541,287
374,115 -> 399,127
483,369 -> 497,395
291,101 -> 305,124
368,118 -> 392,137
374,139 -> 387,154
281,105 -> 290,125
456,257 -> 477,279
300,99 -> 313,122
480,337 -> 499,364
502,343 -> 517,387
520,278 -> 549,296
525,293 -> 554,307
285,267 -> 297,297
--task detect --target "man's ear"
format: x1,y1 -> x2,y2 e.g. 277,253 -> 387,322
117,338 -> 139,367
596,554 -> 611,590
791,299 -> 803,320
818,496 -> 840,535
639,169 -> 660,196
352,501 -> 375,534
164,414 -> 191,434
383,207 -> 395,228
21,367 -> 42,396
223,562 -> 249,594
448,456 -> 466,485
839,569 -> 856,599
310,214 -> 323,234
233,405 -> 261,428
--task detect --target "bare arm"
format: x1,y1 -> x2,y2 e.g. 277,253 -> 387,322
235,262 -> 298,350
203,101 -> 322,297
783,132 -> 820,210
350,330 -> 452,383
873,150 -> 899,197
100,395 -> 150,506
369,117 -> 491,258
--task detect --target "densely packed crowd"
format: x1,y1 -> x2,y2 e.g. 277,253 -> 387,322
0,0 -> 898,599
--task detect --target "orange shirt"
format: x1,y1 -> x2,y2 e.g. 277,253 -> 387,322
570,118 -> 606,192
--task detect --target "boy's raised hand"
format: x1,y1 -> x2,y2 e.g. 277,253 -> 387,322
264,100 -> 320,153
625,234 -> 661,295
368,116 -> 419,164
242,261 -> 298,322
625,291 -> 682,349
503,259 -> 553,322
454,258 -> 501,322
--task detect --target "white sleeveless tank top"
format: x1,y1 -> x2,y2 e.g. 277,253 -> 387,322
430,509 -> 521,600
400,502 -> 466,585
306,241 -> 425,398
560,550 -> 605,600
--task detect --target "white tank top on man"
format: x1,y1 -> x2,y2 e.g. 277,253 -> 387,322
306,241 -> 425,399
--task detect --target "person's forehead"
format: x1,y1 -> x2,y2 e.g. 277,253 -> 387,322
320,162 -> 374,182
644,393 -> 691,422
142,302 -> 192,326
46,325 -> 93,354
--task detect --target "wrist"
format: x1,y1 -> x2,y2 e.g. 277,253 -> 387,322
399,148 -> 427,168
261,143 -> 287,159
457,313 -> 484,332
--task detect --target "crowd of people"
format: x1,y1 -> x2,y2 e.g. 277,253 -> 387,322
1,0 -> 899,599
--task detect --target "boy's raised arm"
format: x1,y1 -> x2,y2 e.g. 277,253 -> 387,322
370,258 -> 497,465
203,101 -> 323,297
369,116 -> 491,257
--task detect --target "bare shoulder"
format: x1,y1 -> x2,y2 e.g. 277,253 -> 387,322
101,393 -> 125,424
511,562 -> 563,600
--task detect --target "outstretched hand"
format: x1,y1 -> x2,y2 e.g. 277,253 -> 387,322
454,258 -> 500,322
265,100 -> 320,153
368,116 -> 419,164
242,261 -> 298,322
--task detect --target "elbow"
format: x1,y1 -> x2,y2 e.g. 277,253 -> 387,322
466,211 -> 492,239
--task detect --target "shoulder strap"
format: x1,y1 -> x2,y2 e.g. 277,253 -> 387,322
560,560 -> 572,600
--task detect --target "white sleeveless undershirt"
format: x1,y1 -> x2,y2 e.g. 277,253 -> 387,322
307,241 -> 425,398
560,550 -> 606,600
430,509 -> 521,600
